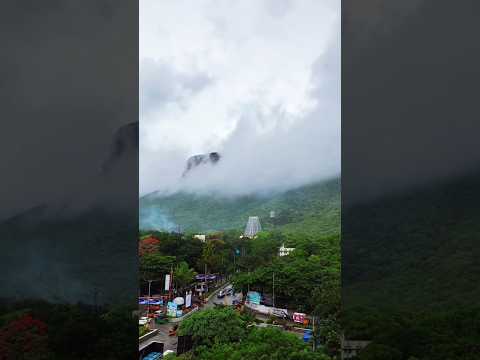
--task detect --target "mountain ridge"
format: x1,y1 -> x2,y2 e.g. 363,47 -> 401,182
140,177 -> 340,236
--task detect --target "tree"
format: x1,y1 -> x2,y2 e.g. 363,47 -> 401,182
0,314 -> 51,359
139,235 -> 161,256
174,261 -> 197,293
193,327 -> 331,360
139,253 -> 176,281
200,239 -> 225,274
178,307 -> 247,347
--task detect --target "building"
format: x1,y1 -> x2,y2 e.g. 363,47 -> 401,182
193,234 -> 206,243
340,334 -> 371,359
279,243 -> 295,256
243,216 -> 262,238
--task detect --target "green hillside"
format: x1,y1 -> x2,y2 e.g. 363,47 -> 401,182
343,171 -> 480,312
140,178 -> 340,236
341,171 -> 480,358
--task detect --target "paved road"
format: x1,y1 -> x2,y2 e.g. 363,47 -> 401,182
209,289 -> 242,308
139,283 -> 233,353
139,284 -> 304,353
143,322 -> 178,352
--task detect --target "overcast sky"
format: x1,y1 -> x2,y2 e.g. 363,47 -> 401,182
140,0 -> 340,196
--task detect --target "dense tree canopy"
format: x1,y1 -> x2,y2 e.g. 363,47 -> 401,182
171,307 -> 331,360
0,301 -> 137,360
178,307 -> 247,347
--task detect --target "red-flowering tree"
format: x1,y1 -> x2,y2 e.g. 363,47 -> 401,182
139,236 -> 161,257
0,314 -> 50,359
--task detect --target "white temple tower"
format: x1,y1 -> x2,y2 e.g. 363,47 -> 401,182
243,216 -> 262,238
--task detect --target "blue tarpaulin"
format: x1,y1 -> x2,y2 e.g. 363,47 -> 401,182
247,291 -> 261,305
303,329 -> 312,343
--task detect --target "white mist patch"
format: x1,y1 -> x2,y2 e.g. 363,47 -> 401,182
140,0 -> 340,197
140,206 -> 177,231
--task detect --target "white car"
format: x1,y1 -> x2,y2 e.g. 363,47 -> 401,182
272,309 -> 288,319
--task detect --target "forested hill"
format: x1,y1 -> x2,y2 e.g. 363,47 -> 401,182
140,178 -> 340,236
343,170 -> 480,311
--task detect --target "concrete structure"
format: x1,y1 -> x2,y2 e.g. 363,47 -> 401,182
279,243 -> 295,256
243,216 -> 262,238
340,333 -> 371,359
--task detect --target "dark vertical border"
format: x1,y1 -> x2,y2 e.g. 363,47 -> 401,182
0,1 -> 138,358
342,0 -> 480,358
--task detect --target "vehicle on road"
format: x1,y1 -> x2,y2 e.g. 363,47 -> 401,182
154,310 -> 165,319
139,341 -> 164,360
272,308 -> 289,320
164,350 -> 175,357
139,316 -> 151,325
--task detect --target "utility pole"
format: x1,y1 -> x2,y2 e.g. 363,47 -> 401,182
204,262 -> 207,300
233,250 -> 236,272
169,266 -> 174,301
312,315 -> 316,351
272,272 -> 275,309
147,280 -> 152,315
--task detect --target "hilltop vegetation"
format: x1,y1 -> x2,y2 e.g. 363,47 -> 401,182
342,171 -> 480,359
140,178 -> 340,236
343,171 -> 480,311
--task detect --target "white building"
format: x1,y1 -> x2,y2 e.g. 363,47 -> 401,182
193,234 -> 206,243
279,243 -> 295,256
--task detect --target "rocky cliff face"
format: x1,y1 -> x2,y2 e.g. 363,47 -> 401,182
182,152 -> 221,177
101,121 -> 138,174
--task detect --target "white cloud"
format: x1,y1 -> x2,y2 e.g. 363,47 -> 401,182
140,0 -> 340,196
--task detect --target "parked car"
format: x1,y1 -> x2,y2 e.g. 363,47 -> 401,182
272,309 -> 289,319
154,310 -> 165,319
217,290 -> 226,299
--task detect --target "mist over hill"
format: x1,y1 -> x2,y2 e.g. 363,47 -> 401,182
0,123 -> 138,305
140,177 -> 340,236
